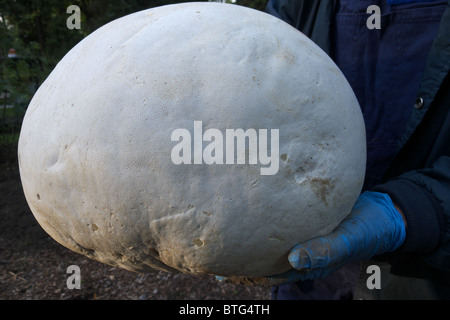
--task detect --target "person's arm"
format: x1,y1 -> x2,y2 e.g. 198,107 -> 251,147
394,204 -> 407,229
218,158 -> 449,286
218,190 -> 407,286
373,156 -> 449,265
263,157 -> 450,285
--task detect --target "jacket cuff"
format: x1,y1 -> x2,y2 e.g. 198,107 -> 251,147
372,179 -> 444,253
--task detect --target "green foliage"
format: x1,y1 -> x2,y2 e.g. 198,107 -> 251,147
0,0 -> 268,162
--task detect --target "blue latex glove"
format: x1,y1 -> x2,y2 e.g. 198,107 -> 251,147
217,191 -> 406,286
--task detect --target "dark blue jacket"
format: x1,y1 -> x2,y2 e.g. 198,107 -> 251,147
266,0 -> 450,295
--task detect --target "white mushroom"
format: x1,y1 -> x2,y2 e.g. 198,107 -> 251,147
18,3 -> 366,278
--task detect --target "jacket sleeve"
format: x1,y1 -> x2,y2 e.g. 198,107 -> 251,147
265,0 -> 336,54
373,156 -> 450,271
265,0 -> 296,25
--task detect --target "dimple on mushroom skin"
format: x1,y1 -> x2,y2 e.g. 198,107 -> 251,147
18,3 -> 366,278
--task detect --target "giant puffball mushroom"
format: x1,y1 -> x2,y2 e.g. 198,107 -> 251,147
18,3 -> 366,279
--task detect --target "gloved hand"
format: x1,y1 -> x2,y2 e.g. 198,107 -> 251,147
217,191 -> 407,286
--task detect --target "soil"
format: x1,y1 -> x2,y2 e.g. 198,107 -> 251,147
0,160 -> 271,300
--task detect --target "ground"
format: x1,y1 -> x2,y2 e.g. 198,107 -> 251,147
0,160 -> 270,300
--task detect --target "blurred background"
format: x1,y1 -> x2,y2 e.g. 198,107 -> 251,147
0,0 -> 270,300
0,0 -> 267,164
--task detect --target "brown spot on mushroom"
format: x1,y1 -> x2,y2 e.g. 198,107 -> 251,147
309,177 -> 336,206
193,238 -> 204,247
202,211 -> 212,217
